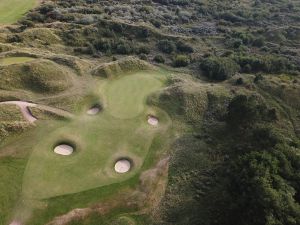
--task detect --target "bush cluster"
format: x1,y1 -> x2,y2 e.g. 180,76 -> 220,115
200,56 -> 240,81
234,54 -> 297,74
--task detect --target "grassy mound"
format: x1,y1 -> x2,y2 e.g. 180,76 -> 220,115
91,57 -> 155,79
29,107 -> 67,121
0,104 -> 31,142
0,0 -> 37,24
149,77 -> 209,125
257,75 -> 300,110
47,55 -> 92,76
0,43 -> 14,53
21,28 -> 61,45
0,59 -> 73,93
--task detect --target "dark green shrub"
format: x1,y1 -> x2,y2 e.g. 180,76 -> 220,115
150,19 -> 161,28
139,54 -> 147,60
27,12 -> 45,22
93,39 -> 111,52
254,74 -> 263,83
232,38 -> 243,48
137,45 -> 150,55
236,77 -> 244,85
253,36 -> 265,47
116,42 -> 133,54
242,63 -> 252,73
200,57 -> 240,81
111,23 -> 123,33
176,41 -> 194,53
152,0 -> 189,6
226,95 -> 263,127
39,3 -> 54,14
157,40 -> 176,54
7,35 -> 22,43
137,28 -> 150,38
237,54 -> 296,74
20,20 -> 35,28
153,55 -> 165,63
173,55 -> 190,67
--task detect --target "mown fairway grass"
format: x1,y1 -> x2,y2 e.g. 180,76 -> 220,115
0,57 -> 35,66
22,71 -> 171,200
0,0 -> 37,24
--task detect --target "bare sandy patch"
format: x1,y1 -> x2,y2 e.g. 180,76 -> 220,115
114,159 -> 131,173
54,144 -> 74,156
87,107 -> 100,115
87,104 -> 102,115
148,115 -> 159,126
9,221 -> 22,225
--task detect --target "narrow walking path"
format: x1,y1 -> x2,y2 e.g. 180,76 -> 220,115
0,101 -> 74,123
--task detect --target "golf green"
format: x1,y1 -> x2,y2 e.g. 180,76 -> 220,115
22,71 -> 171,199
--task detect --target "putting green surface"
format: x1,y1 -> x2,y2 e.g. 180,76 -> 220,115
0,0 -> 38,24
0,57 -> 35,65
105,73 -> 162,119
22,71 -> 171,199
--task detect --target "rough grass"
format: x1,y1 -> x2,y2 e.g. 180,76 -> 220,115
0,0 -> 38,24
0,104 -> 24,121
28,175 -> 140,225
0,105 -> 31,142
21,28 -> 62,45
29,107 -> 67,121
0,43 -> 14,53
258,75 -> 300,110
148,75 -> 211,129
91,57 -> 155,79
0,59 -> 73,93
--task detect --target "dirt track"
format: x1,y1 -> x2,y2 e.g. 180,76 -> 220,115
0,101 -> 74,123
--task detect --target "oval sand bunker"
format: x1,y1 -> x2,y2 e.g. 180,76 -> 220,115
54,144 -> 74,156
115,159 -> 131,173
148,115 -> 159,126
87,104 -> 102,115
87,107 -> 100,115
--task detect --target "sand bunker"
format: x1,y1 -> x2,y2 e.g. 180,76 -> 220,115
9,221 -> 22,225
87,104 -> 102,115
114,159 -> 131,173
148,115 -> 159,126
87,107 -> 100,115
54,144 -> 74,156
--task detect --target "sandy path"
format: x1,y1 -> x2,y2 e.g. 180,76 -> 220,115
0,101 -> 37,123
9,220 -> 22,225
0,101 -> 74,123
